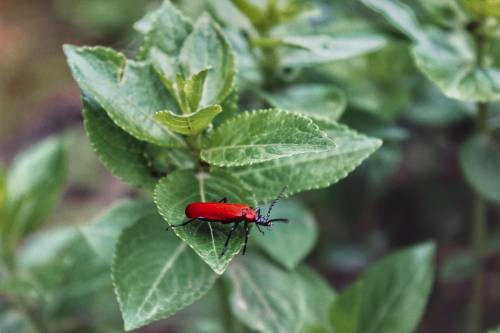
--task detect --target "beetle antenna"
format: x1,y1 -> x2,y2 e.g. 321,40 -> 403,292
265,186 -> 288,221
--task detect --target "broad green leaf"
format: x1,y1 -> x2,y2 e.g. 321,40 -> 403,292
279,35 -> 388,67
254,199 -> 317,270
18,200 -> 155,300
3,136 -> 67,241
486,326 -> 500,333
226,253 -> 335,333
154,169 -> 257,274
64,45 -> 186,147
226,120 -> 382,203
137,0 -> 193,59
460,134 -> 500,202
261,84 -> 346,123
361,0 -> 426,42
19,226 -> 109,300
83,96 -> 157,190
179,14 -> 235,106
330,281 -> 363,333
154,105 -> 222,135
79,200 -> 156,264
112,213 -> 217,330
201,110 -> 334,167
412,31 -> 500,102
0,310 -> 35,333
332,243 -> 435,333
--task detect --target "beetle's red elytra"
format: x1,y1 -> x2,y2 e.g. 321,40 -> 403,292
169,187 -> 289,257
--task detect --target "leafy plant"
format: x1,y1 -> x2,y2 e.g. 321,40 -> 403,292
0,0 -> 452,332
360,0 -> 500,331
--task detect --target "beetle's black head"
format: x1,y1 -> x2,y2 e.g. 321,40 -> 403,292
255,186 -> 289,227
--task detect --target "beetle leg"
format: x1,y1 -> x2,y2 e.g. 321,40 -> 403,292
218,197 -> 228,203
242,221 -> 250,255
255,223 -> 265,235
170,217 -> 202,229
220,222 -> 239,258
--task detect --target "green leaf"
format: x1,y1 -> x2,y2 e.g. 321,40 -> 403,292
154,169 -> 256,274
278,35 -> 388,67
226,120 -> 382,203
0,310 -> 35,333
19,226 -> 109,301
79,199 -> 156,264
183,68 -> 210,113
226,253 -> 335,333
201,110 -> 334,167
137,0 -> 193,59
3,136 -> 67,241
261,84 -> 346,123
63,45 -> 186,147
82,96 -> 157,190
154,105 -> 222,135
254,199 -> 317,270
412,31 -> 500,102
331,243 -> 435,333
179,14 -> 236,106
360,0 -> 425,42
112,213 -> 217,330
460,134 -> 500,202
18,200 -> 154,301
330,281 -> 363,333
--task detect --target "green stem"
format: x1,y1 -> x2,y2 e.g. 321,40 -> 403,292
467,193 -> 487,333
466,25 -> 491,333
216,278 -> 244,333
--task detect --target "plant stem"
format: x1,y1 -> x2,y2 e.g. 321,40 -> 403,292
467,192 -> 487,333
466,23 -> 491,333
216,278 -> 244,333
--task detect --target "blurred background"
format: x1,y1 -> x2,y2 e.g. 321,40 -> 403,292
1,0 -> 499,332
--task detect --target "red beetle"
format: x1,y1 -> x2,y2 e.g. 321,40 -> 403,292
170,187 -> 288,257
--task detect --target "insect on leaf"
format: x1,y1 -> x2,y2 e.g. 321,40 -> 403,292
154,169 -> 257,274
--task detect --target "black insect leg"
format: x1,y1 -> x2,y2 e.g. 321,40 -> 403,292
242,221 -> 250,255
167,217 -> 202,230
255,223 -> 265,235
268,218 -> 289,223
219,222 -> 239,258
218,197 -> 228,203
